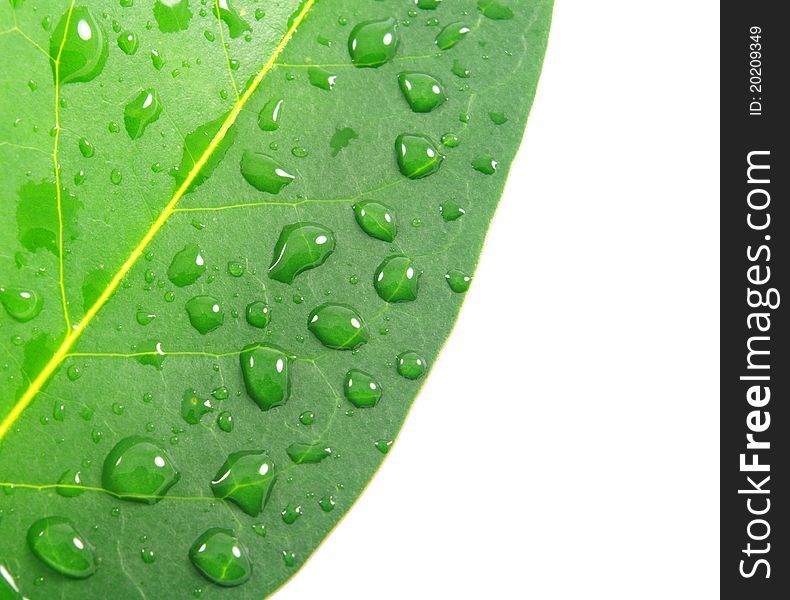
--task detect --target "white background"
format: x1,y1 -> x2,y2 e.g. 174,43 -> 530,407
277,1 -> 720,598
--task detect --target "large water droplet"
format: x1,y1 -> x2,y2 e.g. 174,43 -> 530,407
134,339 -> 167,370
102,436 -> 181,503
50,7 -> 108,84
189,528 -> 251,587
258,97 -> 284,131
124,89 -> 162,139
185,295 -> 224,334
478,0 -> 514,20
240,151 -> 295,194
308,303 -> 368,350
352,201 -> 397,242
374,255 -> 421,302
153,0 -> 192,33
348,18 -> 399,67
268,222 -> 335,283
0,287 -> 43,322
344,369 -> 382,408
214,0 -> 251,39
286,442 -> 332,464
240,344 -> 290,410
181,388 -> 214,424
397,72 -> 447,113
210,450 -> 276,516
397,351 -> 426,379
436,22 -> 472,50
395,134 -> 443,179
27,517 -> 96,579
167,243 -> 206,287
78,136 -> 95,157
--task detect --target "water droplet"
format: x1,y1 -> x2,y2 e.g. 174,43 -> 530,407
397,351 -> 426,379
395,133 -> 443,178
50,7 -> 108,84
189,528 -> 251,587
240,151 -> 295,194
451,59 -> 471,78
181,388 -> 214,424
167,243 -> 206,287
56,469 -> 85,497
135,308 -> 156,326
438,135 -> 460,152
299,410 -> 315,425
214,0 -> 251,39
308,303 -> 368,350
255,8 -> 265,21
150,49 -> 164,70
124,89 -> 162,139
307,66 -> 337,90
78,137 -> 95,157
291,146 -> 308,158
102,436 -> 180,503
117,30 -> 138,54
278,503 -> 302,525
185,295 -> 223,334
211,450 -> 276,516
352,200 -> 397,242
489,111 -> 508,125
240,344 -> 291,410
154,0 -> 192,33
397,72 -> 447,113
140,548 -> 156,564
319,494 -> 336,512
27,517 -> 96,579
267,222 -> 336,283
374,439 -> 393,454
112,402 -> 124,416
374,256 -> 421,302
445,269 -> 472,293
415,0 -> 442,8
257,97 -> 283,131
0,287 -> 43,322
217,411 -> 233,432
67,365 -> 82,381
343,369 -> 382,408
472,155 -> 498,174
243,301 -> 271,329
172,113 -> 236,191
133,339 -> 167,369
478,0 -> 514,20
440,200 -> 466,221
110,168 -> 122,185
348,18 -> 399,67
436,22 -> 472,50
286,442 -> 332,464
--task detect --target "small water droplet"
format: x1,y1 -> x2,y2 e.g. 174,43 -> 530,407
286,442 -> 332,464
319,494 -> 336,512
299,410 -> 315,425
150,49 -> 164,70
117,30 -> 139,54
307,66 -> 337,90
257,97 -> 284,131
56,469 -> 85,497
478,0 -> 514,20
352,200 -> 397,242
451,59 -> 471,78
472,155 -> 498,174
78,137 -> 95,157
374,439 -> 393,454
110,168 -> 122,185
217,411 -> 233,432
245,301 -> 270,329
214,0 -> 251,39
445,269 -> 472,293
281,503 -> 303,524
440,200 -> 466,221
181,388 -> 214,424
154,0 -> 192,33
0,287 -> 43,322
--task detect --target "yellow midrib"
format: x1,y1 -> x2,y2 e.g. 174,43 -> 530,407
0,0 -> 316,439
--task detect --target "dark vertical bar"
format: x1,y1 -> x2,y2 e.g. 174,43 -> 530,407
721,2 -> 787,597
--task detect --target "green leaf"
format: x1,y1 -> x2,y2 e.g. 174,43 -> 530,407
0,0 -> 552,596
